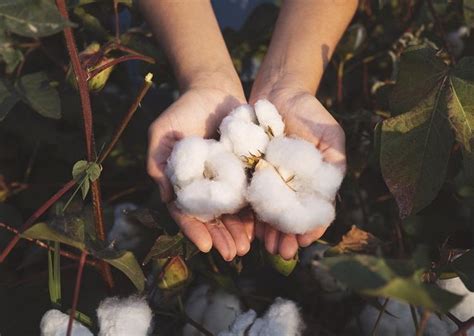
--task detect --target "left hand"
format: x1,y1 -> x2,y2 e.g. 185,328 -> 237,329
250,85 -> 346,260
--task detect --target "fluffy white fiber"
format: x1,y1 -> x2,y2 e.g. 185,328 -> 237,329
166,137 -> 247,221
183,285 -> 242,336
40,309 -> 92,336
437,276 -> 474,322
247,136 -> 342,234
247,298 -> 304,336
253,99 -> 285,137
97,295 -> 153,336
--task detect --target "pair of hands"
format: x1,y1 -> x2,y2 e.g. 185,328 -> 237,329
147,80 -> 346,261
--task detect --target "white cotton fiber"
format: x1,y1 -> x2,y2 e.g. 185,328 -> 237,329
40,309 -> 92,336
107,203 -> 141,250
97,295 -> 153,336
437,276 -> 474,322
248,298 -> 304,336
183,285 -> 242,336
220,117 -> 269,158
218,310 -> 258,336
247,162 -> 335,234
311,162 -> 345,200
254,99 -> 285,137
166,137 -> 247,221
228,104 -> 257,123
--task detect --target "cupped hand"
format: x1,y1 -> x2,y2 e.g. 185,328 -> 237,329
251,87 -> 346,260
147,86 -> 254,261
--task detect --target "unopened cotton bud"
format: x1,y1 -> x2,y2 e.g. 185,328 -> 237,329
254,99 -> 285,137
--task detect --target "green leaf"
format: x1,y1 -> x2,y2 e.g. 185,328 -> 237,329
322,254 -> 462,312
71,160 -> 102,199
266,251 -> 298,276
104,251 -> 145,292
15,72 -> 61,119
156,256 -> 190,290
143,233 -> 185,265
0,28 -> 23,73
22,222 -> 85,250
381,45 -> 455,218
0,0 -> 72,38
0,79 -> 19,121
48,241 -> 61,307
464,0 -> 474,27
450,249 -> 474,291
87,162 -> 102,182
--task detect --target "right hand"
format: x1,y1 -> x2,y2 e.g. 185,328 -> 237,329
147,82 -> 254,261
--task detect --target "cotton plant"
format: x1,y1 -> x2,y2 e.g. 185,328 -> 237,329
165,99 -> 344,234
40,296 -> 153,336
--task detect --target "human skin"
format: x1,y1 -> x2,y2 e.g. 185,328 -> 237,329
250,1 -> 357,259
140,0 -> 357,261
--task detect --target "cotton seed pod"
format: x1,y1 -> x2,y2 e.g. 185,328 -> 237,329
66,42 -> 115,92
166,136 -> 247,221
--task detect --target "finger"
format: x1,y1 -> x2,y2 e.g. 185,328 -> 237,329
168,203 -> 212,252
264,225 -> 280,255
297,226 -> 328,247
239,208 -> 255,242
278,233 -> 299,260
206,220 -> 237,261
221,215 -> 251,256
255,220 -> 265,241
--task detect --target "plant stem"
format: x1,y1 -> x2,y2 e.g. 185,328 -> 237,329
56,0 -> 114,290
88,55 -> 154,80
0,179 -> 76,263
371,298 -> 389,336
416,310 -> 430,336
98,73 -> 154,164
453,317 -> 474,336
66,250 -> 88,336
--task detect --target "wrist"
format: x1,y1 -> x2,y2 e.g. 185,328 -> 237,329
250,63 -> 321,103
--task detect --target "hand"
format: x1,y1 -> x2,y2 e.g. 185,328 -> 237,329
251,85 -> 346,260
147,83 -> 254,261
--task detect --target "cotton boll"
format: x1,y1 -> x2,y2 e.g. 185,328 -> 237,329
247,165 -> 334,234
248,298 -> 304,336
254,99 -> 285,137
166,137 -> 210,188
218,310 -> 258,336
229,104 -> 257,123
437,277 -> 474,322
40,309 -> 92,336
311,162 -> 344,200
97,295 -> 153,336
167,138 -> 247,220
265,137 -> 323,179
183,285 -> 242,336
219,114 -> 269,158
175,150 -> 247,221
107,203 -> 140,250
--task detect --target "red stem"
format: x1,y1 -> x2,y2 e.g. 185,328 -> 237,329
88,55 -> 155,79
453,317 -> 474,336
0,179 -> 76,263
0,222 -> 98,267
66,250 -> 88,336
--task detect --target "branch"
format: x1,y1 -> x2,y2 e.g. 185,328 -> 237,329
66,251 -> 88,336
88,55 -> 155,80
0,222 -> 98,268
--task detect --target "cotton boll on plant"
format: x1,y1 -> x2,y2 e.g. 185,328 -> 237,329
97,295 -> 153,336
254,99 -> 285,137
218,310 -> 258,336
166,137 -> 247,221
183,285 -> 242,336
107,203 -> 141,251
437,276 -> 474,323
248,298 -> 304,336
40,309 -> 92,336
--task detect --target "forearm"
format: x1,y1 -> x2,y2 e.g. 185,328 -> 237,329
252,0 -> 358,98
139,0 -> 242,96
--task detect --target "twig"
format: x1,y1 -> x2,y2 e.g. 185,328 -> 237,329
56,0 -> 114,289
453,317 -> 474,336
410,304 -> 419,331
66,251 -> 88,336
88,54 -> 155,79
0,179 -> 76,263
183,313 -> 214,336
416,310 -> 431,336
426,0 -> 456,65
113,0 -> 120,41
371,298 -> 389,336
0,222 -> 98,268
98,73 -> 154,163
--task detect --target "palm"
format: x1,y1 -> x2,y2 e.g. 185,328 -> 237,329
148,88 -> 253,261
252,89 -> 346,259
